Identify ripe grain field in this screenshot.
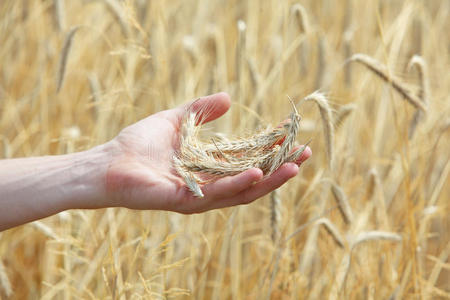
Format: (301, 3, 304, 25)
(0, 0, 449, 299)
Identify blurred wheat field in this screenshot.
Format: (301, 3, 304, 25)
(0, 0, 449, 299)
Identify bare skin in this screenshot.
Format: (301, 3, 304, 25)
(0, 92, 311, 231)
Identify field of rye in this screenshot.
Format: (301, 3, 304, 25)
(0, 0, 449, 299)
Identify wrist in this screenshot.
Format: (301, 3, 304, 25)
(65, 142, 115, 210)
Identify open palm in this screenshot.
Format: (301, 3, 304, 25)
(104, 93, 311, 213)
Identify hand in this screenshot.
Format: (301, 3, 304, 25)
(104, 92, 311, 213)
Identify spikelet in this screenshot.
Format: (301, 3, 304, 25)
(202, 124, 288, 154)
(269, 97, 301, 174)
(173, 156, 204, 197)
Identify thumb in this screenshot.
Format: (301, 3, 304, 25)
(175, 92, 231, 124)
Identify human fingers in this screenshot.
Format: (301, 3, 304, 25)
(201, 168, 263, 200)
(209, 162, 298, 209)
(174, 168, 262, 213)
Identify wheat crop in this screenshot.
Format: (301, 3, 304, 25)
(0, 0, 449, 299)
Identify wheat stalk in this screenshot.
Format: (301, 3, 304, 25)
(442, 118, 450, 133)
(316, 218, 345, 248)
(30, 221, 59, 240)
(366, 167, 381, 201)
(182, 35, 199, 63)
(329, 252, 351, 300)
(333, 103, 355, 129)
(103, 0, 129, 37)
(350, 53, 427, 112)
(0, 137, 11, 159)
(270, 189, 281, 243)
(315, 36, 325, 89)
(236, 19, 247, 121)
(412, 16, 423, 54)
(329, 230, 402, 300)
(0, 260, 12, 298)
(407, 55, 430, 138)
(343, 31, 353, 86)
(351, 231, 402, 248)
(291, 4, 311, 77)
(54, 0, 66, 32)
(330, 181, 354, 224)
(87, 73, 102, 104)
(407, 55, 429, 105)
(236, 20, 247, 75)
(56, 26, 79, 93)
(291, 3, 310, 34)
(304, 91, 334, 169)
(247, 57, 261, 91)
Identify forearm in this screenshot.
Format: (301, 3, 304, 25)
(0, 144, 111, 231)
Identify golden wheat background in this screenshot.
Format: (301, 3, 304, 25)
(0, 0, 449, 299)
